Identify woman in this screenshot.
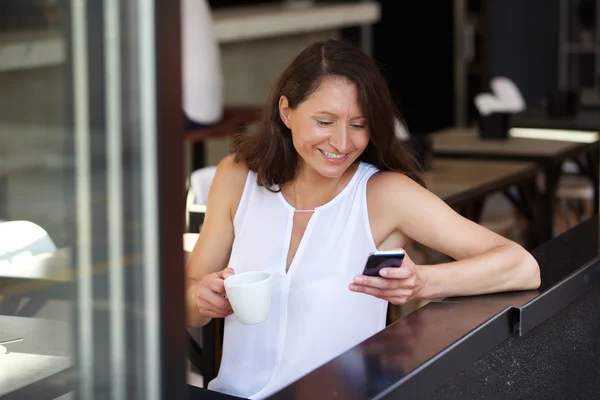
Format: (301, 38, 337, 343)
(186, 39, 540, 399)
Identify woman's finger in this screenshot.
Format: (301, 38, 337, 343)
(198, 308, 232, 319)
(205, 274, 226, 294)
(350, 284, 387, 298)
(197, 287, 232, 311)
(349, 283, 413, 300)
(388, 296, 412, 306)
(197, 304, 232, 319)
(353, 275, 399, 290)
(353, 275, 416, 291)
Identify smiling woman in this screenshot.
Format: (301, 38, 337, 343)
(185, 39, 540, 399)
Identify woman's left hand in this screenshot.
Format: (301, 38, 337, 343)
(349, 251, 425, 305)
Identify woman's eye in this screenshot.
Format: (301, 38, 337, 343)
(351, 124, 366, 129)
(316, 120, 334, 127)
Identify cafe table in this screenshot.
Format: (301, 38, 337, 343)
(431, 127, 600, 244)
(425, 159, 538, 245)
(0, 249, 73, 397)
(512, 107, 600, 132)
(0, 315, 73, 399)
(0, 247, 72, 317)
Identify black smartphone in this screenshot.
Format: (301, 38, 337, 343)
(362, 250, 406, 277)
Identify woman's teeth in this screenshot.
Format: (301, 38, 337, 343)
(319, 149, 346, 159)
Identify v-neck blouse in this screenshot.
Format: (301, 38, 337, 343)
(208, 162, 387, 399)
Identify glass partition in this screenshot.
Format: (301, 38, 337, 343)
(0, 1, 186, 398)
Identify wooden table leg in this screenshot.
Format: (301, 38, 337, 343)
(540, 163, 562, 243)
(464, 199, 485, 223)
(472, 199, 485, 223)
(516, 179, 540, 249)
(192, 142, 206, 171)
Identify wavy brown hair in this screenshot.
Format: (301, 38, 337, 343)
(231, 39, 424, 189)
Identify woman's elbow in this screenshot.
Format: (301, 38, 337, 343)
(498, 243, 540, 291)
(513, 244, 541, 290)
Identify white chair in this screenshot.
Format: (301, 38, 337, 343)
(186, 166, 217, 232)
(190, 165, 217, 205)
(0, 221, 58, 317)
(0, 220, 56, 264)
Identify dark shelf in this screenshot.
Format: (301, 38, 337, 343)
(186, 107, 263, 143)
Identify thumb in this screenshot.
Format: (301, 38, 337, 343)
(220, 267, 235, 280)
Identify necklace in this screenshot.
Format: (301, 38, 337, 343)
(285, 163, 356, 212)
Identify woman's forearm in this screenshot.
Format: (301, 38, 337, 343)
(186, 278, 211, 327)
(419, 243, 540, 299)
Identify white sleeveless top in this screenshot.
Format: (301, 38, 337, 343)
(208, 162, 388, 399)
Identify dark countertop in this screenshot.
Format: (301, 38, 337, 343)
(513, 108, 600, 132)
(192, 215, 600, 399)
(430, 285, 600, 400)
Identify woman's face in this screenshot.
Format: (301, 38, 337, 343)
(279, 77, 370, 179)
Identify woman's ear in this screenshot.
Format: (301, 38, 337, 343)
(279, 95, 291, 129)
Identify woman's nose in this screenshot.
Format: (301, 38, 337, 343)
(329, 125, 351, 153)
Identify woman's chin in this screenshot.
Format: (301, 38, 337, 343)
(314, 160, 353, 179)
(317, 170, 344, 179)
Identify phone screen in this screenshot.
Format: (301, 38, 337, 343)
(362, 251, 405, 277)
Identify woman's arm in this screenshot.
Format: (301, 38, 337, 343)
(418, 241, 539, 298)
(185, 155, 248, 326)
(352, 172, 540, 303)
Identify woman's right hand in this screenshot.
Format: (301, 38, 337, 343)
(196, 267, 235, 319)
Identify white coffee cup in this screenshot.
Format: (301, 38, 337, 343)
(224, 271, 272, 325)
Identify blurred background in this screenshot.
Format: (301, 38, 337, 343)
(0, 0, 598, 398)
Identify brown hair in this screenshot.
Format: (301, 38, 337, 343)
(231, 39, 424, 189)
